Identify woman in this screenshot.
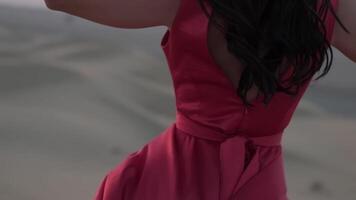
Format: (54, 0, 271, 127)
(44, 0, 354, 199)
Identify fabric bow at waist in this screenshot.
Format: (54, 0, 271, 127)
(175, 111, 284, 199)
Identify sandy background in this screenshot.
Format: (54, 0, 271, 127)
(0, 3, 355, 200)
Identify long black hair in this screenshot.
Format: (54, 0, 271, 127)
(197, 0, 350, 107)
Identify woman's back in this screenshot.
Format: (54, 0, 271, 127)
(92, 0, 346, 199)
(43, 0, 355, 199)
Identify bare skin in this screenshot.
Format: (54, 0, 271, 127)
(43, 0, 178, 28)
(330, 0, 356, 63)
(44, 0, 355, 102)
(43, 0, 355, 61)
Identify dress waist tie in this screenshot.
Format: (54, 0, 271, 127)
(175, 111, 284, 199)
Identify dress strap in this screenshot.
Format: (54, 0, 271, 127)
(317, 0, 340, 41)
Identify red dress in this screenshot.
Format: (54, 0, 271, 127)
(93, 0, 338, 199)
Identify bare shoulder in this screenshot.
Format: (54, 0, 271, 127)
(44, 0, 180, 29)
(331, 0, 356, 62)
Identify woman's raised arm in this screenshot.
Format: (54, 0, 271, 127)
(44, 0, 179, 29)
(331, 0, 356, 62)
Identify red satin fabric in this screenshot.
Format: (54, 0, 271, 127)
(93, 0, 339, 199)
